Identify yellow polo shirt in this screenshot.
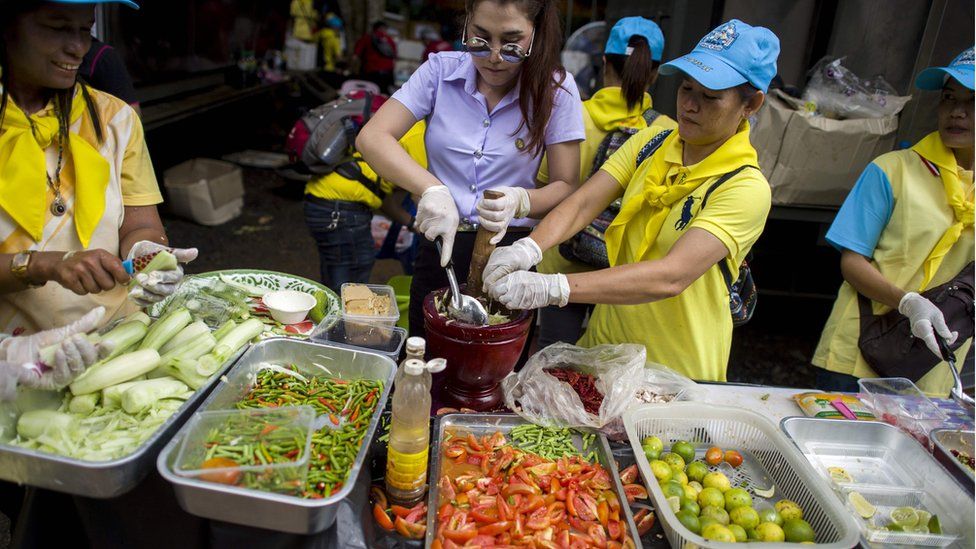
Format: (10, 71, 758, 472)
(578, 122, 771, 381)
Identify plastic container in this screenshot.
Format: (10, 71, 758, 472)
(931, 428, 975, 494)
(340, 283, 399, 327)
(174, 406, 315, 495)
(836, 484, 958, 546)
(309, 313, 406, 363)
(858, 377, 949, 448)
(263, 290, 316, 325)
(284, 36, 317, 71)
(422, 287, 532, 410)
(624, 403, 860, 549)
(163, 158, 244, 226)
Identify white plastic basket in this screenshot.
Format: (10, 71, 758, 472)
(623, 403, 860, 548)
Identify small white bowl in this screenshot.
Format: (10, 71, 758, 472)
(263, 290, 317, 325)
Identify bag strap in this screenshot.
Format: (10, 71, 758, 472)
(642, 108, 662, 125)
(698, 165, 759, 288)
(334, 161, 387, 200)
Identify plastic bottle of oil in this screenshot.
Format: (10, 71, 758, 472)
(385, 357, 437, 505)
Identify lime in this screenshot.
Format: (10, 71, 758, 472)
(827, 466, 853, 483)
(746, 528, 760, 540)
(885, 524, 904, 532)
(642, 435, 664, 454)
(683, 484, 699, 501)
(724, 488, 752, 511)
(699, 516, 720, 531)
(698, 487, 725, 509)
(672, 441, 696, 465)
(667, 495, 682, 513)
(775, 499, 803, 521)
(890, 506, 919, 527)
(673, 470, 689, 486)
(676, 509, 702, 535)
(757, 507, 783, 526)
(681, 499, 701, 517)
(701, 523, 736, 542)
(650, 460, 673, 483)
(686, 461, 709, 483)
(643, 446, 661, 461)
(755, 521, 786, 542)
(782, 518, 816, 543)
(729, 506, 760, 530)
(928, 514, 942, 535)
(905, 525, 930, 534)
(701, 505, 730, 526)
(688, 481, 704, 493)
(663, 452, 686, 472)
(914, 510, 932, 527)
(728, 524, 748, 542)
(847, 491, 876, 519)
(662, 480, 685, 499)
(702, 471, 732, 493)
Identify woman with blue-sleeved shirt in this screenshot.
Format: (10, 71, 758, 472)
(814, 48, 974, 397)
(356, 0, 585, 337)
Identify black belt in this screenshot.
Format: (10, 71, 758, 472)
(305, 195, 372, 212)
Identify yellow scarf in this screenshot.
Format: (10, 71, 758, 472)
(912, 131, 975, 290)
(585, 87, 652, 132)
(605, 122, 758, 266)
(0, 89, 109, 248)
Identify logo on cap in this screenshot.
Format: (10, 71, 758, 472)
(953, 48, 974, 67)
(699, 21, 738, 51)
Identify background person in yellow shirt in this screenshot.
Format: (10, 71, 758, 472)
(484, 20, 778, 382)
(813, 48, 974, 397)
(318, 13, 344, 73)
(304, 121, 427, 291)
(522, 16, 677, 348)
(0, 0, 195, 335)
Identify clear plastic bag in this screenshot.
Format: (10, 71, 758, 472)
(501, 342, 646, 429)
(601, 362, 704, 440)
(801, 57, 911, 119)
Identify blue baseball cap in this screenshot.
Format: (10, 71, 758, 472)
(660, 19, 779, 92)
(915, 47, 975, 91)
(605, 16, 665, 62)
(50, 0, 139, 8)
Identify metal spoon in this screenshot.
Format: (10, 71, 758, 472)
(937, 335, 975, 409)
(435, 238, 489, 326)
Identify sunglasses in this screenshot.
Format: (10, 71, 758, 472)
(462, 21, 534, 64)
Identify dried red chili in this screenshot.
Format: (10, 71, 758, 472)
(545, 367, 604, 415)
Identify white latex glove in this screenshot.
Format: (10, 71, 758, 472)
(0, 307, 109, 394)
(476, 186, 530, 245)
(898, 292, 958, 357)
(126, 241, 198, 308)
(482, 237, 543, 291)
(416, 186, 460, 267)
(488, 271, 570, 310)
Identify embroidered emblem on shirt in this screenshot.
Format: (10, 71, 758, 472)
(699, 21, 738, 51)
(674, 195, 699, 230)
(515, 138, 525, 150)
(635, 129, 673, 167)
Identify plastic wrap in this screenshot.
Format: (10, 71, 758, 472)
(601, 362, 703, 440)
(502, 343, 646, 429)
(802, 57, 911, 119)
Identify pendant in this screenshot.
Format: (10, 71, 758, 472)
(50, 196, 66, 216)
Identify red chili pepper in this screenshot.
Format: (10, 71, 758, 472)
(329, 413, 340, 425)
(317, 397, 336, 412)
(259, 424, 279, 436)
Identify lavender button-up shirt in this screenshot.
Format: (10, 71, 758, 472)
(391, 51, 585, 226)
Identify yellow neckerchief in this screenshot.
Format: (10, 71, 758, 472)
(585, 87, 652, 132)
(605, 120, 757, 266)
(912, 131, 975, 290)
(0, 88, 109, 248)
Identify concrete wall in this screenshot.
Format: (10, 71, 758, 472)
(722, 0, 817, 87)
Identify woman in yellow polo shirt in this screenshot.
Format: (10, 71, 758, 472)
(484, 20, 779, 381)
(0, 0, 195, 335)
(813, 48, 974, 397)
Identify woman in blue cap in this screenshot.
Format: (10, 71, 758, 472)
(480, 16, 678, 348)
(0, 0, 196, 339)
(483, 20, 778, 382)
(813, 47, 974, 396)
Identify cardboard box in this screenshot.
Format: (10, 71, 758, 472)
(163, 159, 244, 226)
(751, 90, 902, 207)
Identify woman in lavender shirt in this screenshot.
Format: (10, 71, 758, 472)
(357, 0, 585, 337)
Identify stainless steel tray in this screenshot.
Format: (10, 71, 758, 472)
(931, 429, 975, 494)
(157, 338, 396, 534)
(0, 345, 246, 499)
(424, 413, 640, 548)
(781, 417, 974, 548)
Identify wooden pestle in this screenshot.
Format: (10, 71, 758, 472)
(466, 189, 505, 299)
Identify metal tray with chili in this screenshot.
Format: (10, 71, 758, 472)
(425, 413, 640, 548)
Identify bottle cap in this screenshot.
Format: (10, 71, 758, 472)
(405, 336, 426, 356)
(404, 359, 426, 376)
(426, 358, 447, 373)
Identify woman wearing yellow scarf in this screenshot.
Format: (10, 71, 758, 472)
(0, 0, 196, 336)
(483, 20, 778, 382)
(813, 48, 975, 397)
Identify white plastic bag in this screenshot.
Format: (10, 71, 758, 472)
(502, 342, 646, 429)
(601, 362, 703, 440)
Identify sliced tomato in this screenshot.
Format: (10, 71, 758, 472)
(502, 483, 536, 497)
(617, 464, 638, 485)
(597, 499, 609, 526)
(369, 486, 388, 509)
(395, 516, 426, 539)
(470, 506, 499, 523)
(441, 524, 477, 543)
(573, 493, 599, 522)
(373, 504, 394, 531)
(431, 539, 444, 549)
(588, 524, 608, 548)
(525, 506, 550, 531)
(622, 484, 648, 503)
(606, 520, 623, 541)
(632, 508, 655, 536)
(520, 494, 545, 514)
(444, 444, 466, 458)
(468, 534, 498, 546)
(439, 476, 457, 500)
(283, 320, 314, 334)
(477, 521, 511, 536)
(405, 508, 425, 524)
(549, 477, 561, 494)
(546, 502, 566, 524)
(439, 503, 455, 522)
(390, 505, 412, 519)
(199, 457, 241, 485)
(467, 433, 484, 451)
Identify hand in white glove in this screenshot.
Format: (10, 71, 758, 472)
(488, 271, 570, 310)
(0, 307, 109, 395)
(126, 241, 198, 308)
(482, 237, 543, 291)
(898, 292, 958, 357)
(476, 187, 530, 245)
(416, 186, 460, 267)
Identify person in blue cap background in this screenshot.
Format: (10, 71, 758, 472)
(483, 19, 778, 382)
(813, 47, 974, 397)
(481, 16, 679, 348)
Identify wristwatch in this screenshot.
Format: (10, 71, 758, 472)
(10, 251, 41, 289)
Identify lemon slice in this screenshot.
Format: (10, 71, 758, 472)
(927, 515, 943, 535)
(848, 491, 876, 519)
(667, 495, 681, 513)
(828, 466, 853, 483)
(890, 507, 919, 527)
